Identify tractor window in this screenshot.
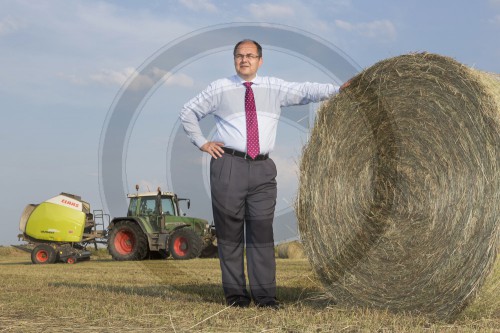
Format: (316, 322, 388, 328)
(140, 198, 158, 215)
(128, 198, 138, 216)
(161, 198, 175, 215)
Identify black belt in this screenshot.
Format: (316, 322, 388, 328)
(222, 147, 269, 160)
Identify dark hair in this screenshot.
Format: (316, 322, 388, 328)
(233, 39, 262, 57)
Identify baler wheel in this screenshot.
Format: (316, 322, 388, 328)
(66, 257, 76, 264)
(31, 244, 57, 264)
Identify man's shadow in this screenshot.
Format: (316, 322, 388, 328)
(46, 280, 331, 309)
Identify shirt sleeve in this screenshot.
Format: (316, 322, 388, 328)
(179, 83, 217, 149)
(276, 79, 340, 107)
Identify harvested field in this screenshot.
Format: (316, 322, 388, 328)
(0, 247, 499, 332)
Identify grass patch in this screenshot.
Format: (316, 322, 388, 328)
(0, 247, 498, 332)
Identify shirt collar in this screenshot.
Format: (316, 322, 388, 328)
(233, 74, 262, 86)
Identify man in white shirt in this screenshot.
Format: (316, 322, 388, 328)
(180, 39, 349, 309)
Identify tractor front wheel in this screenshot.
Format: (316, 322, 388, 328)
(169, 228, 203, 260)
(108, 221, 148, 261)
(31, 244, 58, 264)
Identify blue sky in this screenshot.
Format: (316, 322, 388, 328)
(1, 0, 500, 245)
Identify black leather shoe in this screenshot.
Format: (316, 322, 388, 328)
(229, 300, 250, 308)
(256, 301, 282, 310)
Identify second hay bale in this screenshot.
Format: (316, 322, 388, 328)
(277, 241, 306, 259)
(297, 53, 500, 321)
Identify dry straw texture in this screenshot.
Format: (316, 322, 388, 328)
(277, 241, 306, 259)
(297, 53, 500, 322)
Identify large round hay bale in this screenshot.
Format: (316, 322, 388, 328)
(277, 241, 306, 259)
(297, 53, 500, 322)
(276, 242, 290, 258)
(287, 241, 306, 259)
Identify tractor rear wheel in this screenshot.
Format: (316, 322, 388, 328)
(108, 221, 148, 261)
(31, 244, 58, 264)
(169, 228, 203, 260)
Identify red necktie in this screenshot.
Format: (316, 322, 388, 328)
(244, 82, 260, 159)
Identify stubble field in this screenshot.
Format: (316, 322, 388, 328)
(0, 246, 498, 332)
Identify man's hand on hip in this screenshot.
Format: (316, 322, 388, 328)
(201, 141, 225, 159)
(340, 80, 351, 92)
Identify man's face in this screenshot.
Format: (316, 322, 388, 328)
(234, 42, 263, 81)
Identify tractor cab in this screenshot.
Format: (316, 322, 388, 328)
(127, 191, 178, 217)
(126, 185, 192, 218)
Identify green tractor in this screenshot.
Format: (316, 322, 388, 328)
(107, 187, 217, 260)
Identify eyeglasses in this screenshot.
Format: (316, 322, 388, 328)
(234, 54, 260, 60)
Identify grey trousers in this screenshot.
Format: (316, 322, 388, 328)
(210, 153, 277, 305)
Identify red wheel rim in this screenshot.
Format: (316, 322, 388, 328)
(173, 237, 188, 257)
(114, 230, 135, 255)
(67, 257, 75, 264)
(36, 250, 49, 263)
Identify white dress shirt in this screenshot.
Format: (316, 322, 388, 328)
(180, 74, 339, 154)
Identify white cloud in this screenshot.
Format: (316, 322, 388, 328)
(86, 67, 194, 90)
(0, 16, 23, 35)
(89, 67, 137, 87)
(335, 19, 397, 41)
(247, 3, 295, 20)
(179, 0, 217, 12)
(163, 72, 195, 87)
